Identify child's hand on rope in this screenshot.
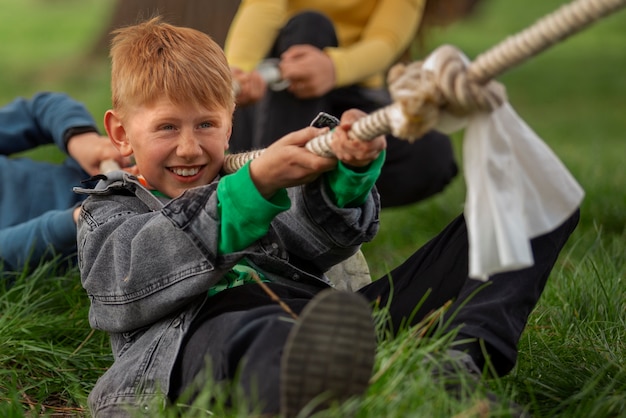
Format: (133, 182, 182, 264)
(249, 126, 337, 199)
(330, 109, 386, 168)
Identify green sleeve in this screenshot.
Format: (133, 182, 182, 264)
(325, 150, 385, 208)
(217, 162, 290, 254)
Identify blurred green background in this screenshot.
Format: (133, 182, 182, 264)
(0, 0, 112, 110)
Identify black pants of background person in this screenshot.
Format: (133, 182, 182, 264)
(230, 11, 458, 208)
(170, 209, 580, 413)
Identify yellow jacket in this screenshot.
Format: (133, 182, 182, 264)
(224, 0, 425, 88)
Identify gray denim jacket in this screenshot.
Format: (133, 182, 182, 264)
(74, 170, 380, 417)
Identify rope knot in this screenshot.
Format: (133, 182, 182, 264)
(386, 61, 443, 141)
(386, 46, 507, 142)
(430, 45, 507, 115)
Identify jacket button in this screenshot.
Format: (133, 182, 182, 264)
(292, 273, 300, 281)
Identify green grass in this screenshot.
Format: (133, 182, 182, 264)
(1, 0, 625, 416)
(0, 263, 111, 417)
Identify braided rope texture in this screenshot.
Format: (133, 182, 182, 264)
(469, 0, 626, 83)
(223, 149, 263, 174)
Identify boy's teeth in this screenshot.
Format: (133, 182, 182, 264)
(171, 167, 199, 176)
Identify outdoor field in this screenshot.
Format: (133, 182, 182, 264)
(0, 0, 624, 417)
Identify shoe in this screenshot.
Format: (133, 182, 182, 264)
(280, 289, 377, 418)
(427, 349, 531, 418)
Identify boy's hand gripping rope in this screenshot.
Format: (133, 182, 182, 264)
(222, 0, 626, 174)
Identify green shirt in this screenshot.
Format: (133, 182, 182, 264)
(207, 258, 270, 297)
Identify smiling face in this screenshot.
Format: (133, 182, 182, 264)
(105, 97, 232, 198)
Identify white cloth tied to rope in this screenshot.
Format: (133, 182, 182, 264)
(422, 48, 584, 280)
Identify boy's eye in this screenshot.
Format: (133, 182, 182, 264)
(161, 124, 175, 131)
(199, 121, 213, 129)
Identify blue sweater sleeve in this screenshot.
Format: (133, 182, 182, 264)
(0, 208, 78, 271)
(0, 92, 98, 156)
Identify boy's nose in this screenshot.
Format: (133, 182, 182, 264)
(176, 134, 203, 159)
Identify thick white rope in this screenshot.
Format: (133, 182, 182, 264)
(222, 0, 626, 174)
(468, 0, 626, 84)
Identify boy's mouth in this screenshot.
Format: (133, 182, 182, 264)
(169, 166, 202, 177)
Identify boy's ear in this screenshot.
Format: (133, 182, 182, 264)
(104, 110, 134, 157)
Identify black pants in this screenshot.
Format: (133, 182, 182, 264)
(230, 11, 458, 208)
(170, 210, 580, 412)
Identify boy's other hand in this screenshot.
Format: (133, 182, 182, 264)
(330, 109, 386, 168)
(249, 126, 336, 199)
(67, 132, 131, 176)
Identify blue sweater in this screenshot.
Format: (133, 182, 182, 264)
(0, 92, 99, 272)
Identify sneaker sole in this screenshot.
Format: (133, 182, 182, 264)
(280, 289, 377, 417)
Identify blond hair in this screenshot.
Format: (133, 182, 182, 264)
(109, 17, 234, 118)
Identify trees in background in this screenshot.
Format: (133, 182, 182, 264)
(91, 0, 240, 56)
